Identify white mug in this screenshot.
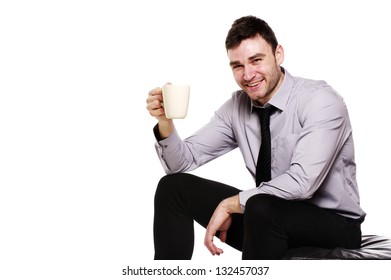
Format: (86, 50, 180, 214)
(162, 84, 190, 119)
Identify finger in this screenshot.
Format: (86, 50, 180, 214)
(147, 104, 165, 117)
(206, 242, 223, 256)
(146, 93, 163, 105)
(146, 97, 163, 117)
(204, 227, 216, 254)
(215, 247, 224, 255)
(149, 108, 165, 118)
(204, 227, 223, 256)
(146, 99, 163, 110)
(145, 99, 163, 117)
(148, 87, 162, 97)
(209, 243, 224, 256)
(219, 231, 227, 243)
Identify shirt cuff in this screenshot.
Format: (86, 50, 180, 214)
(153, 124, 182, 173)
(238, 187, 263, 211)
(155, 126, 181, 149)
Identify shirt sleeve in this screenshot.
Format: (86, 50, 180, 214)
(154, 98, 239, 174)
(239, 86, 352, 208)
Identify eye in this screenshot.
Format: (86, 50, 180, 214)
(252, 58, 262, 64)
(232, 64, 243, 71)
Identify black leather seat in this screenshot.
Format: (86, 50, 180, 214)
(283, 235, 391, 259)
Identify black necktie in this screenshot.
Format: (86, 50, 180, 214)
(256, 107, 273, 187)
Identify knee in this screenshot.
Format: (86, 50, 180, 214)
(155, 173, 191, 202)
(244, 194, 279, 223)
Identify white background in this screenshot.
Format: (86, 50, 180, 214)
(1, 0, 390, 279)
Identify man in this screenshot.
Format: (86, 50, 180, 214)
(146, 15, 365, 260)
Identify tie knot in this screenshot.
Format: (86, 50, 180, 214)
(258, 106, 271, 116)
(256, 107, 273, 128)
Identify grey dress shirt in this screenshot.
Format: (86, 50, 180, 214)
(154, 68, 366, 220)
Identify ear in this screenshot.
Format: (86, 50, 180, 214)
(275, 44, 284, 65)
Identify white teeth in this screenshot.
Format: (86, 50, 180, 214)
(247, 82, 260, 87)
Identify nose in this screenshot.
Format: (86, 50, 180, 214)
(243, 65, 256, 81)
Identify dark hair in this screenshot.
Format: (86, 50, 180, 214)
(225, 16, 278, 53)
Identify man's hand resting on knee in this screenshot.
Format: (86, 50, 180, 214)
(204, 194, 243, 256)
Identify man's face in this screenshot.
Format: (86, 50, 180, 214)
(228, 35, 284, 105)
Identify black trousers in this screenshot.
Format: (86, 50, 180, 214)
(153, 173, 362, 260)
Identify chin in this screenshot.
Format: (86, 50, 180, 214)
(250, 91, 264, 100)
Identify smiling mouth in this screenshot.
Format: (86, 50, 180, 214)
(245, 80, 263, 88)
(247, 82, 260, 87)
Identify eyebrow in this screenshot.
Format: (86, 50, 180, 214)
(229, 60, 241, 67)
(249, 53, 266, 60)
(229, 53, 266, 67)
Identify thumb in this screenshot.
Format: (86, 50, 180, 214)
(219, 231, 228, 243)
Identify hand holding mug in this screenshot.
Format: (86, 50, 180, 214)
(146, 87, 167, 122)
(146, 84, 190, 120)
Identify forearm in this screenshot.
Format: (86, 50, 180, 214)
(157, 119, 174, 140)
(154, 111, 237, 173)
